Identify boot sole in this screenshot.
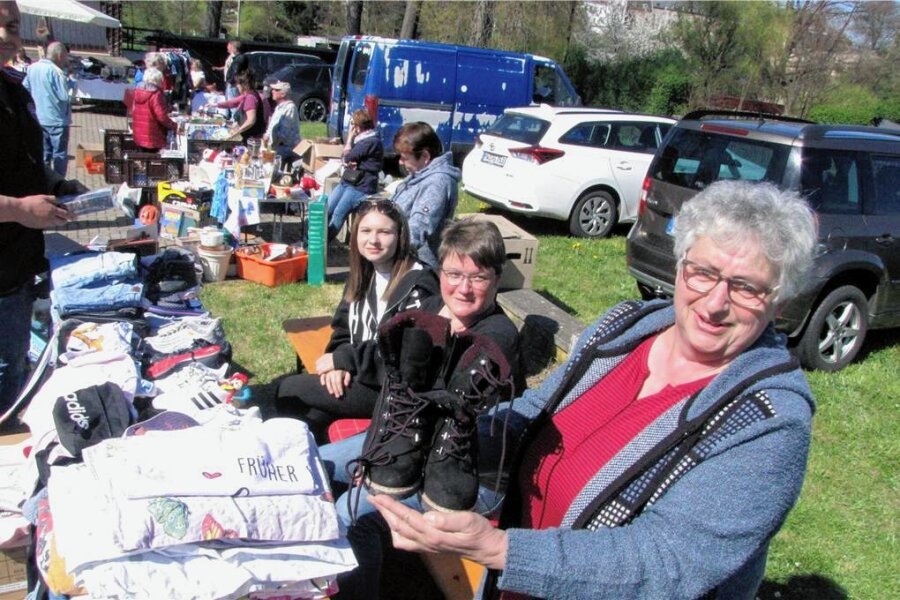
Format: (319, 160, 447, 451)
(419, 491, 477, 513)
(365, 476, 419, 500)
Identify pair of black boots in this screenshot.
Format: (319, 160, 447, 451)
(354, 310, 512, 513)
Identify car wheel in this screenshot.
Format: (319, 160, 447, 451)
(569, 191, 617, 238)
(796, 285, 869, 372)
(298, 97, 327, 122)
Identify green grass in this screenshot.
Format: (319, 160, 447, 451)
(202, 185, 898, 600)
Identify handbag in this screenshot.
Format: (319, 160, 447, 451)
(341, 166, 365, 186)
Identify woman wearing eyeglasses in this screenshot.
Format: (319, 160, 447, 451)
(275, 200, 438, 445)
(366, 180, 819, 600)
(317, 218, 521, 524)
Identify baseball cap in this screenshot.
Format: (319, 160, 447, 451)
(269, 80, 291, 92)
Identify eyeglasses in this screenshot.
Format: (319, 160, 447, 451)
(680, 257, 777, 309)
(441, 269, 494, 289)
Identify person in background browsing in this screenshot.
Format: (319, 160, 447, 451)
(209, 70, 268, 143)
(371, 180, 818, 600)
(214, 40, 247, 106)
(188, 58, 205, 92)
(0, 0, 80, 427)
(23, 41, 72, 176)
(326, 109, 384, 240)
(391, 122, 461, 268)
(262, 79, 301, 168)
(8, 47, 29, 72)
(131, 67, 177, 153)
(190, 80, 225, 116)
(275, 200, 438, 445)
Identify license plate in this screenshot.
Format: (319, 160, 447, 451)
(481, 152, 506, 167)
(665, 216, 676, 236)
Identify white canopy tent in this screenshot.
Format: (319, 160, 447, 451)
(17, 0, 121, 29)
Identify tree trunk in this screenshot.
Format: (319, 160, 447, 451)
(470, 0, 494, 47)
(400, 0, 422, 40)
(205, 0, 224, 39)
(347, 0, 364, 36)
(563, 0, 577, 63)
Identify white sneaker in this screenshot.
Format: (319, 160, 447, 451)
(152, 378, 230, 416)
(152, 362, 228, 395)
(144, 317, 223, 354)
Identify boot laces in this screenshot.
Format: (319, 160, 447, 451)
(433, 412, 474, 465)
(454, 355, 517, 497)
(345, 377, 431, 523)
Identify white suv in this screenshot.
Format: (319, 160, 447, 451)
(462, 105, 675, 237)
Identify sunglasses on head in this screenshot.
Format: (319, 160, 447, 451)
(357, 198, 397, 214)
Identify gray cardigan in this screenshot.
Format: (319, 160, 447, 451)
(485, 300, 815, 599)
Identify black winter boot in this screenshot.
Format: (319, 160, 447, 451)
(358, 310, 450, 499)
(420, 333, 513, 513)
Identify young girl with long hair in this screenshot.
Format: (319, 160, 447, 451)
(275, 200, 438, 444)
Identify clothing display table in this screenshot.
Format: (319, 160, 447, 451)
(0, 248, 356, 598)
(74, 77, 133, 103)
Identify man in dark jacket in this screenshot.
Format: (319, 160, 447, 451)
(0, 1, 81, 420)
(219, 40, 248, 103)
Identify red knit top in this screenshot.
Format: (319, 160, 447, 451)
(517, 336, 713, 529)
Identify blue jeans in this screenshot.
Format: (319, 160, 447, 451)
(51, 282, 143, 316)
(225, 84, 239, 119)
(326, 183, 367, 232)
(42, 125, 70, 177)
(0, 282, 34, 412)
(319, 432, 505, 528)
(49, 252, 138, 289)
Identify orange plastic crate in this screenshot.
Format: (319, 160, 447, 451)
(236, 244, 308, 287)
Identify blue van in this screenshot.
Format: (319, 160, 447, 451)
(326, 36, 580, 164)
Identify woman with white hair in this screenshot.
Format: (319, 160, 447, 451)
(366, 180, 820, 600)
(262, 79, 301, 167)
(131, 67, 177, 152)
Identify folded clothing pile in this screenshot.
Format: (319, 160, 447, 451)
(40, 416, 356, 599)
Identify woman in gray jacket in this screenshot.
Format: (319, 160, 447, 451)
(391, 122, 461, 268)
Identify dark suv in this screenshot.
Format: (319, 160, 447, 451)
(264, 63, 332, 122)
(626, 110, 900, 371)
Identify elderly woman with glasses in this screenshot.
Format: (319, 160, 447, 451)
(367, 180, 818, 600)
(275, 199, 439, 444)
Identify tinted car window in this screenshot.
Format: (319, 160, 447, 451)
(351, 44, 372, 87)
(268, 64, 331, 95)
(871, 154, 900, 215)
(653, 128, 791, 190)
(559, 121, 610, 147)
(801, 148, 863, 214)
(485, 114, 550, 144)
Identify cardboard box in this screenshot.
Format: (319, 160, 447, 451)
(159, 203, 212, 239)
(0, 435, 29, 596)
(462, 213, 538, 290)
(293, 138, 343, 174)
(157, 182, 213, 211)
(0, 545, 27, 595)
(76, 142, 104, 171)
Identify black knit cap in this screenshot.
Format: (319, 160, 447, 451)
(53, 382, 133, 458)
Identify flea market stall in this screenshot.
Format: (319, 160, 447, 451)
(0, 140, 355, 596)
